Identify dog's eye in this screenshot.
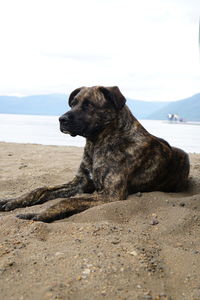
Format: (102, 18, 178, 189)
(70, 99, 78, 107)
(82, 99, 92, 110)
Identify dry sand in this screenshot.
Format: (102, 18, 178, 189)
(0, 142, 200, 300)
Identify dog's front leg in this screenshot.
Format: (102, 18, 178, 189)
(16, 194, 104, 222)
(17, 174, 128, 222)
(0, 175, 94, 211)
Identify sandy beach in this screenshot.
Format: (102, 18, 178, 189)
(0, 142, 200, 300)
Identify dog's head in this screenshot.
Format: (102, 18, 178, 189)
(59, 86, 126, 138)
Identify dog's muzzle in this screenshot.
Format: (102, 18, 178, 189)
(59, 112, 74, 134)
(59, 112, 85, 137)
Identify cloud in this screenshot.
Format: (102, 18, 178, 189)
(44, 52, 111, 62)
(0, 0, 199, 101)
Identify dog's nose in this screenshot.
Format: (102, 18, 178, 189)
(59, 115, 67, 123)
(59, 112, 74, 123)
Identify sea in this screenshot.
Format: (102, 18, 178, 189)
(0, 114, 200, 153)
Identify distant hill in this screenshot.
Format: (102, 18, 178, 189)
(0, 94, 168, 119)
(126, 99, 168, 119)
(0, 94, 69, 116)
(148, 93, 200, 122)
(0, 93, 199, 121)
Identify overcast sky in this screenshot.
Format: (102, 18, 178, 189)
(0, 0, 199, 101)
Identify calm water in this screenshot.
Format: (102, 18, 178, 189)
(0, 114, 200, 153)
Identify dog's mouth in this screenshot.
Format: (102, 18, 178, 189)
(61, 129, 71, 134)
(60, 127, 77, 137)
(60, 125, 85, 137)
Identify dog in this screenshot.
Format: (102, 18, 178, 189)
(0, 86, 190, 222)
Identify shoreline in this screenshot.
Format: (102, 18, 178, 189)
(0, 140, 84, 148)
(1, 140, 200, 154)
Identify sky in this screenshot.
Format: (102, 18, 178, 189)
(0, 0, 199, 101)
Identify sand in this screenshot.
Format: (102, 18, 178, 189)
(0, 142, 200, 300)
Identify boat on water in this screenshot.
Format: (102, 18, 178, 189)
(165, 114, 200, 125)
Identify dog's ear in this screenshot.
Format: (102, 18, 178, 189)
(99, 86, 126, 110)
(68, 87, 83, 107)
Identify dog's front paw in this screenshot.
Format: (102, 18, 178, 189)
(0, 199, 16, 211)
(0, 199, 8, 211)
(16, 213, 50, 222)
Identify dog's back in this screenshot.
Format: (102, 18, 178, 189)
(123, 108, 190, 193)
(151, 135, 190, 192)
(166, 146, 190, 192)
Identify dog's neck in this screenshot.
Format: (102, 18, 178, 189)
(86, 105, 150, 145)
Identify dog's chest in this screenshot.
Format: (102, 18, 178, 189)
(87, 146, 108, 190)
(89, 145, 122, 191)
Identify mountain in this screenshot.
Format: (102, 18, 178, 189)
(0, 94, 69, 116)
(126, 99, 168, 119)
(147, 93, 200, 122)
(0, 94, 168, 119)
(0, 93, 199, 121)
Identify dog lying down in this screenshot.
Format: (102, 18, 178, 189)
(0, 86, 190, 222)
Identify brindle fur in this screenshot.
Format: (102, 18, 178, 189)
(0, 86, 190, 222)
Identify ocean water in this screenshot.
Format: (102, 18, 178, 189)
(0, 114, 200, 153)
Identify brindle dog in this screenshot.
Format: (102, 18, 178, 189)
(0, 86, 190, 222)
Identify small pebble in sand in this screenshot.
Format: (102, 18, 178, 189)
(19, 164, 28, 169)
(82, 268, 91, 275)
(55, 252, 64, 256)
(128, 250, 138, 257)
(111, 239, 120, 245)
(150, 219, 159, 225)
(101, 290, 107, 296)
